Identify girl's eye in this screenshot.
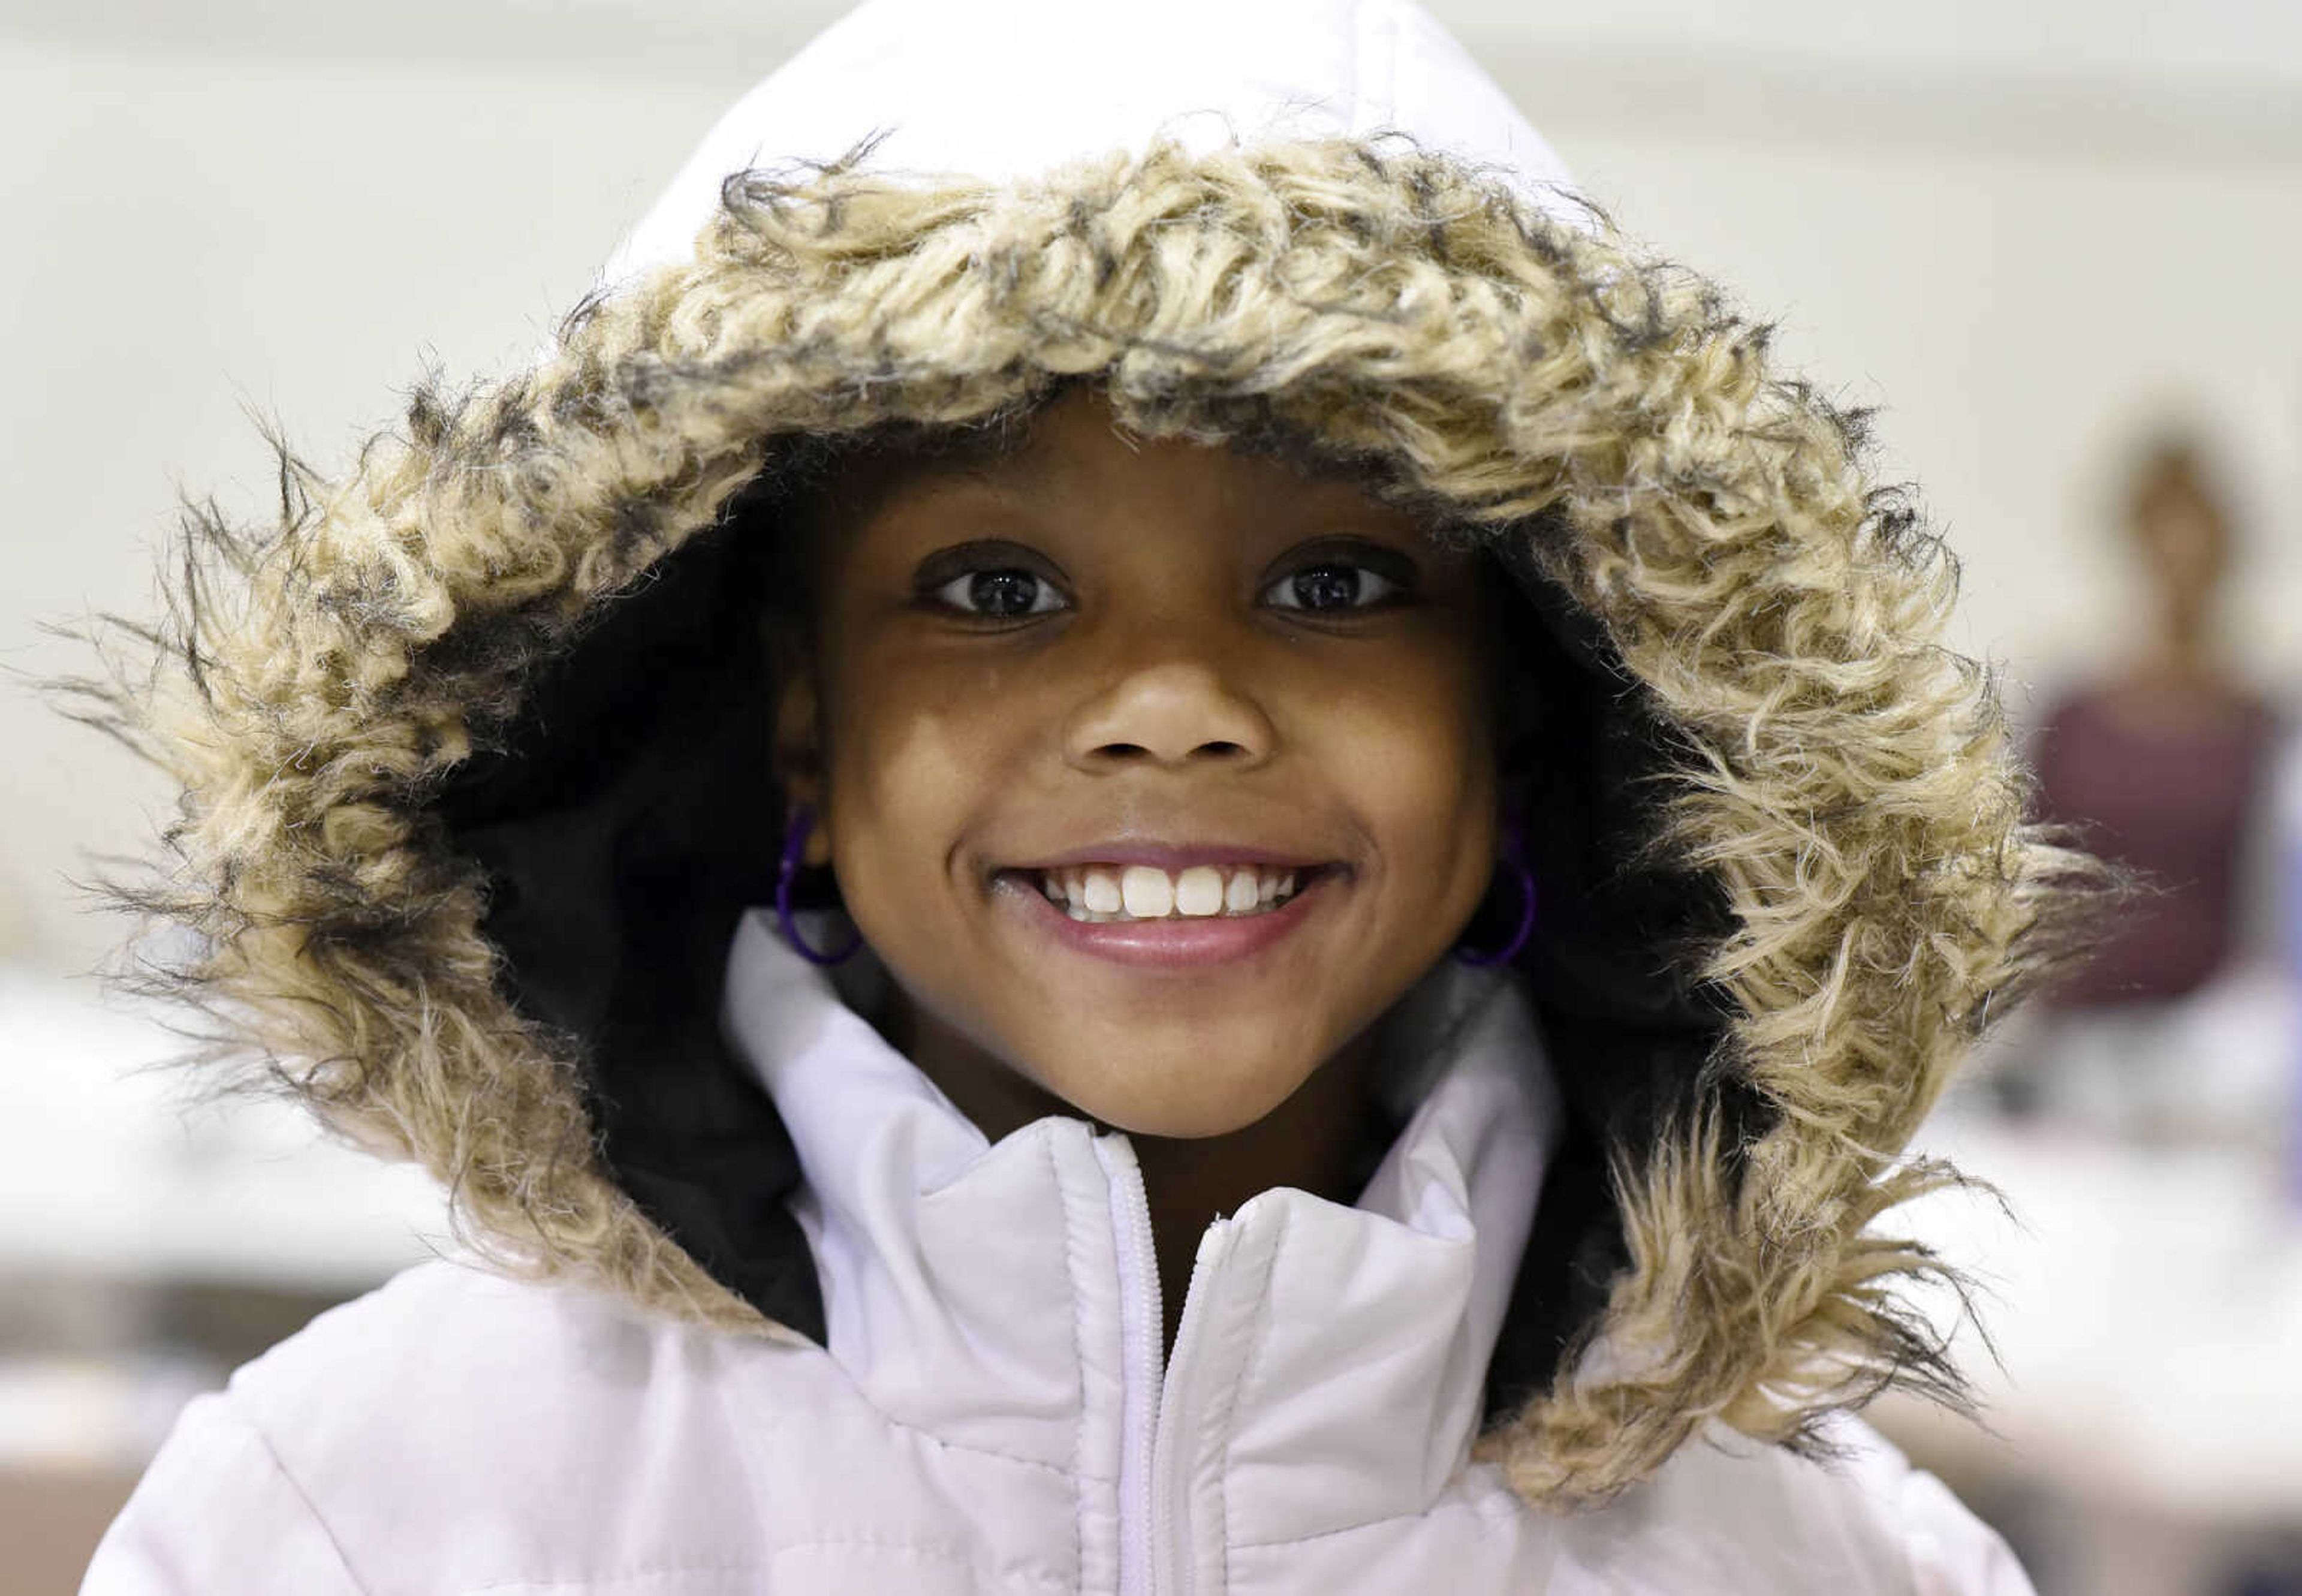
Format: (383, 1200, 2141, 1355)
(914, 541, 1414, 623)
(924, 566, 1068, 621)
(912, 540, 1066, 622)
(1263, 560, 1405, 615)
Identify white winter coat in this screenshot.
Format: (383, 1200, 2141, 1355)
(72, 0, 2111, 1588)
(86, 910, 2029, 1593)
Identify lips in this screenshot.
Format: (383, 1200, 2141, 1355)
(993, 860, 1341, 970)
(1001, 842, 1343, 874)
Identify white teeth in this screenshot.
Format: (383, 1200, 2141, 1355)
(1173, 866, 1225, 916)
(1034, 862, 1310, 921)
(1120, 866, 1173, 918)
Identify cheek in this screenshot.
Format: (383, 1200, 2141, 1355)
(836, 702, 980, 828)
(821, 663, 1026, 894)
(1327, 668, 1497, 892)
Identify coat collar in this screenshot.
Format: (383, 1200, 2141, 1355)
(720, 905, 1561, 1535)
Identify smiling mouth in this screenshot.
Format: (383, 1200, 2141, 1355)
(996, 862, 1343, 922)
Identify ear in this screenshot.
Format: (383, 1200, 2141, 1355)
(769, 636, 833, 869)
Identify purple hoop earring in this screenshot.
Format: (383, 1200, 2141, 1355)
(777, 803, 863, 965)
(1454, 811, 1538, 967)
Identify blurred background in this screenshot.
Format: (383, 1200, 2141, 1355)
(2, 1, 2298, 1591)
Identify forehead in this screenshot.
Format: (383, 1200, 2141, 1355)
(799, 390, 1430, 537)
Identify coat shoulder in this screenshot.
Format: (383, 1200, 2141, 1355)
(119, 1258, 833, 1595)
(1560, 1411, 2035, 1596)
(81, 1389, 369, 1594)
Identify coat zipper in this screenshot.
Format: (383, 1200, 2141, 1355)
(1148, 1214, 1234, 1596)
(1093, 1134, 1163, 1596)
(1094, 1133, 1236, 1596)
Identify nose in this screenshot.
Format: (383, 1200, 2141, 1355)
(1062, 654, 1276, 771)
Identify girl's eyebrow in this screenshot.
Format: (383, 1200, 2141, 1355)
(915, 413, 1048, 474)
(847, 417, 1423, 530)
(804, 424, 1041, 534)
(863, 426, 1047, 505)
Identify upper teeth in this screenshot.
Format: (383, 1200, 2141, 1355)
(1036, 863, 1301, 920)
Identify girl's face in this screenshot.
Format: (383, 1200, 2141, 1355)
(774, 389, 1509, 1139)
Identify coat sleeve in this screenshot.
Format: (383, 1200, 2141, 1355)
(79, 1391, 367, 1596)
(1890, 1452, 2038, 1596)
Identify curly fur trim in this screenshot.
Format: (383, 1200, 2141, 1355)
(46, 133, 2134, 1505)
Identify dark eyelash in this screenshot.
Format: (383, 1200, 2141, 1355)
(1273, 554, 1416, 612)
(912, 540, 1420, 621)
(909, 539, 1050, 596)
(929, 568, 1058, 621)
(911, 541, 1062, 622)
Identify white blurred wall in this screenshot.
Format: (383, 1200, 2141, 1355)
(4, 0, 2299, 977)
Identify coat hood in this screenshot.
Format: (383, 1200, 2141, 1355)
(64, 0, 2123, 1509)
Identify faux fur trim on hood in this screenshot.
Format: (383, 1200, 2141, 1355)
(53, 132, 2126, 1508)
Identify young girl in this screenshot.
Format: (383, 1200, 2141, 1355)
(74, 0, 2122, 1589)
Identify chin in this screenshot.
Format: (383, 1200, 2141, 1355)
(1060, 1067, 1310, 1142)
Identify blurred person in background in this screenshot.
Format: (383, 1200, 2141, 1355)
(2017, 435, 2294, 1144)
